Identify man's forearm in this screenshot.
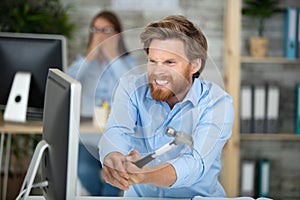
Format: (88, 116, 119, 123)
(141, 163, 177, 187)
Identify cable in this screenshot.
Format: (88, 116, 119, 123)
(15, 180, 49, 200)
(32, 180, 49, 189)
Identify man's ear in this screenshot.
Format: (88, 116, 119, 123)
(190, 58, 201, 74)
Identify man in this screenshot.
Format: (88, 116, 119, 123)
(98, 15, 234, 198)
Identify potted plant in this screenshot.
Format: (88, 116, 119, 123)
(242, 0, 281, 57)
(0, 0, 76, 39)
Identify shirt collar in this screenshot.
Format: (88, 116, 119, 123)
(182, 78, 203, 107)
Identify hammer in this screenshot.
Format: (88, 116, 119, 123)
(134, 126, 194, 168)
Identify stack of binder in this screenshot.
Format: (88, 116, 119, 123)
(240, 83, 280, 134)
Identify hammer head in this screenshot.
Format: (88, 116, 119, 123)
(165, 126, 194, 151)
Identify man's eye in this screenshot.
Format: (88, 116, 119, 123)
(148, 59, 156, 64)
(165, 60, 175, 65)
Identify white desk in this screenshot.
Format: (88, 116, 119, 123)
(27, 197, 190, 200)
(0, 119, 102, 200)
(25, 196, 269, 200)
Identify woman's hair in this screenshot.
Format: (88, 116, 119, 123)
(88, 10, 128, 56)
(140, 15, 208, 79)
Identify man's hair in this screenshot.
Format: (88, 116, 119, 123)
(140, 15, 208, 79)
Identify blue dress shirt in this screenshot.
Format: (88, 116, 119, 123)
(99, 73, 234, 198)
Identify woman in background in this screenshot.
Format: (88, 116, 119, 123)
(68, 10, 136, 196)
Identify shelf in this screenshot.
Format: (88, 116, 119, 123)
(240, 133, 300, 141)
(241, 56, 300, 64)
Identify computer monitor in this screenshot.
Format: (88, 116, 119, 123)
(17, 69, 81, 199)
(0, 32, 66, 121)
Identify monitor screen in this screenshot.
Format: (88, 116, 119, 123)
(17, 68, 81, 199)
(41, 69, 81, 199)
(0, 32, 66, 119)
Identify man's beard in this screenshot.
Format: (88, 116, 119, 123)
(149, 82, 174, 101)
(148, 70, 190, 102)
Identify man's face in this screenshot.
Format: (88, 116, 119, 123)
(147, 39, 196, 102)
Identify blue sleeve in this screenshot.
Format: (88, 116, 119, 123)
(67, 55, 86, 78)
(98, 75, 138, 164)
(170, 90, 234, 188)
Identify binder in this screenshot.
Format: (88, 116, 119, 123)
(253, 85, 266, 133)
(266, 85, 280, 133)
(296, 84, 300, 134)
(257, 159, 270, 197)
(240, 159, 256, 196)
(298, 9, 300, 58)
(284, 7, 299, 59)
(240, 84, 253, 133)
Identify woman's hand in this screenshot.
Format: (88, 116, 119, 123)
(86, 32, 119, 62)
(86, 33, 103, 61)
(100, 34, 120, 61)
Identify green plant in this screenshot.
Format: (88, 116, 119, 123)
(0, 0, 76, 38)
(242, 0, 281, 37)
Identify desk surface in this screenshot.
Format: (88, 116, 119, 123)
(25, 196, 266, 200)
(27, 196, 190, 200)
(0, 120, 102, 134)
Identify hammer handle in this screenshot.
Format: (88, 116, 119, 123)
(134, 153, 155, 168)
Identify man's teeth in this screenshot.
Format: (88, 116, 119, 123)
(155, 79, 168, 85)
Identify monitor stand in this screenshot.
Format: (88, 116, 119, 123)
(4, 72, 31, 122)
(16, 140, 49, 200)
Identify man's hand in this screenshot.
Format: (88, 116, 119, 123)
(102, 152, 130, 190)
(125, 150, 176, 187)
(125, 150, 145, 185)
(102, 150, 145, 190)
(103, 150, 177, 190)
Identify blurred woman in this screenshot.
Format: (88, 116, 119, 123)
(67, 10, 136, 196)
